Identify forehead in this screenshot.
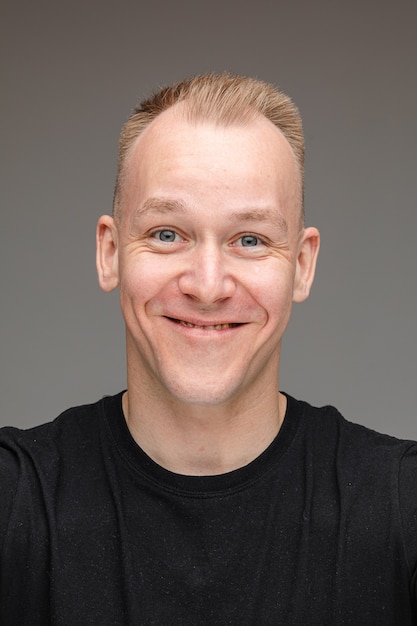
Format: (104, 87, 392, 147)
(121, 105, 301, 224)
(130, 103, 297, 165)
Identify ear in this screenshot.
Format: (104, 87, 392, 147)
(96, 215, 120, 292)
(292, 227, 320, 303)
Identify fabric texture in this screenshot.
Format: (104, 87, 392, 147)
(0, 392, 416, 625)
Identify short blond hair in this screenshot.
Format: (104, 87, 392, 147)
(113, 72, 304, 220)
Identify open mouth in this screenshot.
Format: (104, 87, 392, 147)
(166, 317, 243, 331)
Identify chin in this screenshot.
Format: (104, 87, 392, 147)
(163, 375, 243, 407)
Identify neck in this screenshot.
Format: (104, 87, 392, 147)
(122, 380, 287, 476)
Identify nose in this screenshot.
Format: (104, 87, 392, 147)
(178, 243, 236, 304)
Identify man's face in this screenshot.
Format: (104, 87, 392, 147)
(97, 107, 319, 408)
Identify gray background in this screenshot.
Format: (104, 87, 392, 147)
(1, 0, 416, 437)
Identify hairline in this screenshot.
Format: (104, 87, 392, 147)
(114, 105, 304, 229)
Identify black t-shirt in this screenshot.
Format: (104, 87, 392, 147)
(0, 392, 416, 625)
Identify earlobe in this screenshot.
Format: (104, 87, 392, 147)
(292, 227, 320, 303)
(96, 215, 120, 292)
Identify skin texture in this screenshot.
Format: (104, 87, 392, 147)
(96, 105, 320, 474)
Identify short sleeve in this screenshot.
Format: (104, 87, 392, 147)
(0, 430, 21, 553)
(398, 443, 417, 605)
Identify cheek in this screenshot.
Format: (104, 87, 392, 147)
(119, 255, 178, 309)
(247, 265, 295, 312)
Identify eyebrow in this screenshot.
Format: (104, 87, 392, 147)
(228, 208, 288, 234)
(134, 197, 288, 233)
(133, 197, 187, 218)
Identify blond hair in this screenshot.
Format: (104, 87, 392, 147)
(113, 72, 304, 220)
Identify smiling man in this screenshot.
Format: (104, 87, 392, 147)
(1, 73, 416, 624)
(96, 97, 318, 476)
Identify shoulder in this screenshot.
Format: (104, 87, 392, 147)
(0, 391, 123, 452)
(0, 397, 100, 463)
(0, 392, 124, 540)
(286, 394, 417, 508)
(287, 394, 417, 463)
(288, 395, 417, 577)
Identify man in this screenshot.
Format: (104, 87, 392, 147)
(0, 73, 416, 624)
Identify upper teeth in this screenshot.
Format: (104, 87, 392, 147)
(180, 321, 233, 330)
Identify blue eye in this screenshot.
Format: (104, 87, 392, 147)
(239, 235, 260, 247)
(155, 230, 178, 242)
